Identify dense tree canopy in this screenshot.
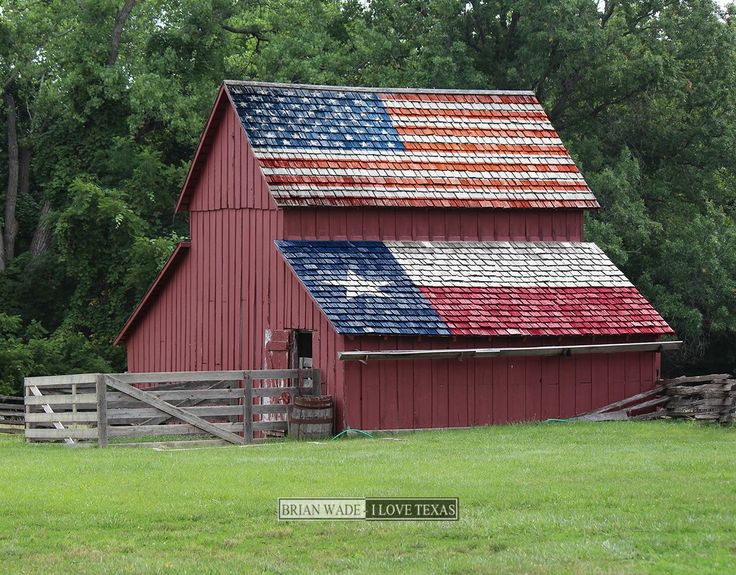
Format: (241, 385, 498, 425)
(0, 0, 734, 393)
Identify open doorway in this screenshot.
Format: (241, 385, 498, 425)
(293, 330, 313, 370)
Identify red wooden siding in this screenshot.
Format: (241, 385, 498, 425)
(123, 94, 664, 434)
(284, 208, 583, 242)
(125, 104, 348, 421)
(342, 336, 660, 430)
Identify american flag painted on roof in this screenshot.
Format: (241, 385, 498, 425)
(275, 241, 674, 337)
(226, 82, 599, 209)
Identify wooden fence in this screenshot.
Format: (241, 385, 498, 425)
(0, 395, 25, 434)
(24, 369, 321, 447)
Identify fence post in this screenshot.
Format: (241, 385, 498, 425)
(243, 373, 253, 445)
(312, 370, 322, 396)
(96, 374, 108, 448)
(23, 378, 29, 443)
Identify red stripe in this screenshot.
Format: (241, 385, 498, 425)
(266, 174, 590, 192)
(385, 107, 549, 120)
(395, 126, 560, 139)
(259, 158, 579, 173)
(275, 197, 600, 209)
(381, 92, 539, 104)
(419, 286, 674, 337)
(402, 142, 569, 154)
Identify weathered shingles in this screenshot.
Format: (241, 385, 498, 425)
(275, 240, 673, 336)
(225, 82, 599, 209)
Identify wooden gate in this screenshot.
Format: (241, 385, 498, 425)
(24, 369, 321, 447)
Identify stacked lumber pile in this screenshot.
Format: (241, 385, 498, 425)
(663, 374, 735, 424)
(574, 373, 735, 424)
(0, 395, 25, 434)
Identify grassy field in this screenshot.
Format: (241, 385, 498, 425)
(0, 422, 735, 575)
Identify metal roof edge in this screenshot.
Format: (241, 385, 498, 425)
(339, 340, 683, 362)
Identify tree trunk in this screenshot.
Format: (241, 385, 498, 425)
(108, 0, 137, 66)
(30, 200, 51, 257)
(3, 90, 19, 266)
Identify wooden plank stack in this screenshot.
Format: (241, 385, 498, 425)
(662, 374, 736, 424)
(0, 394, 25, 434)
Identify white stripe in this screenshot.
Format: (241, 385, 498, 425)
(254, 150, 576, 163)
(384, 242, 632, 288)
(262, 167, 586, 181)
(390, 118, 555, 131)
(269, 186, 595, 201)
(381, 100, 545, 112)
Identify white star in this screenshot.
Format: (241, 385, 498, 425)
(325, 270, 390, 299)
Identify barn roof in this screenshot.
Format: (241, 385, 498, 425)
(221, 81, 599, 210)
(275, 240, 673, 337)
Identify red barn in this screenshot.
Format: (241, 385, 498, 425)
(114, 81, 677, 430)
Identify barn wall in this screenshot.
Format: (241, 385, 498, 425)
(284, 208, 583, 242)
(125, 104, 345, 413)
(341, 336, 660, 430)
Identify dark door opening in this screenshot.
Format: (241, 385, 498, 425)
(294, 330, 313, 369)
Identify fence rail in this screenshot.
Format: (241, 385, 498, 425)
(0, 394, 25, 434)
(24, 369, 321, 447)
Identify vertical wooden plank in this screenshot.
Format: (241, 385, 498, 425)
(96, 375, 108, 448)
(364, 209, 381, 239)
(558, 356, 576, 417)
(624, 352, 640, 397)
(360, 338, 381, 430)
(591, 354, 609, 411)
(429, 212, 445, 240)
(343, 357, 363, 430)
(552, 211, 566, 240)
(574, 354, 592, 415)
(495, 211, 510, 240)
(412, 353, 433, 428)
(509, 212, 526, 240)
(526, 211, 540, 241)
(478, 211, 494, 241)
(540, 356, 560, 419)
(346, 211, 363, 240)
(507, 358, 526, 422)
(525, 356, 542, 420)
(466, 357, 476, 426)
(539, 211, 554, 240)
(640, 352, 655, 392)
(448, 358, 468, 427)
(396, 210, 412, 240)
(431, 353, 450, 428)
(333, 209, 348, 240)
(445, 210, 461, 240)
(567, 211, 582, 241)
(379, 339, 399, 429)
(608, 354, 626, 403)
(396, 341, 414, 429)
(460, 210, 479, 240)
(474, 359, 493, 426)
(492, 358, 508, 424)
(412, 209, 430, 240)
(243, 374, 253, 444)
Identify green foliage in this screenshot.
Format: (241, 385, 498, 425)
(0, 313, 110, 395)
(0, 0, 735, 379)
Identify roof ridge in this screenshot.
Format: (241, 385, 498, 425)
(224, 79, 536, 96)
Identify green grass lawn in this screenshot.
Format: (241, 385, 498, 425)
(1, 422, 735, 575)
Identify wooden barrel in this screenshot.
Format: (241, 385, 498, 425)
(289, 395, 333, 440)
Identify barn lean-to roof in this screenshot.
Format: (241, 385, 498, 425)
(276, 240, 674, 338)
